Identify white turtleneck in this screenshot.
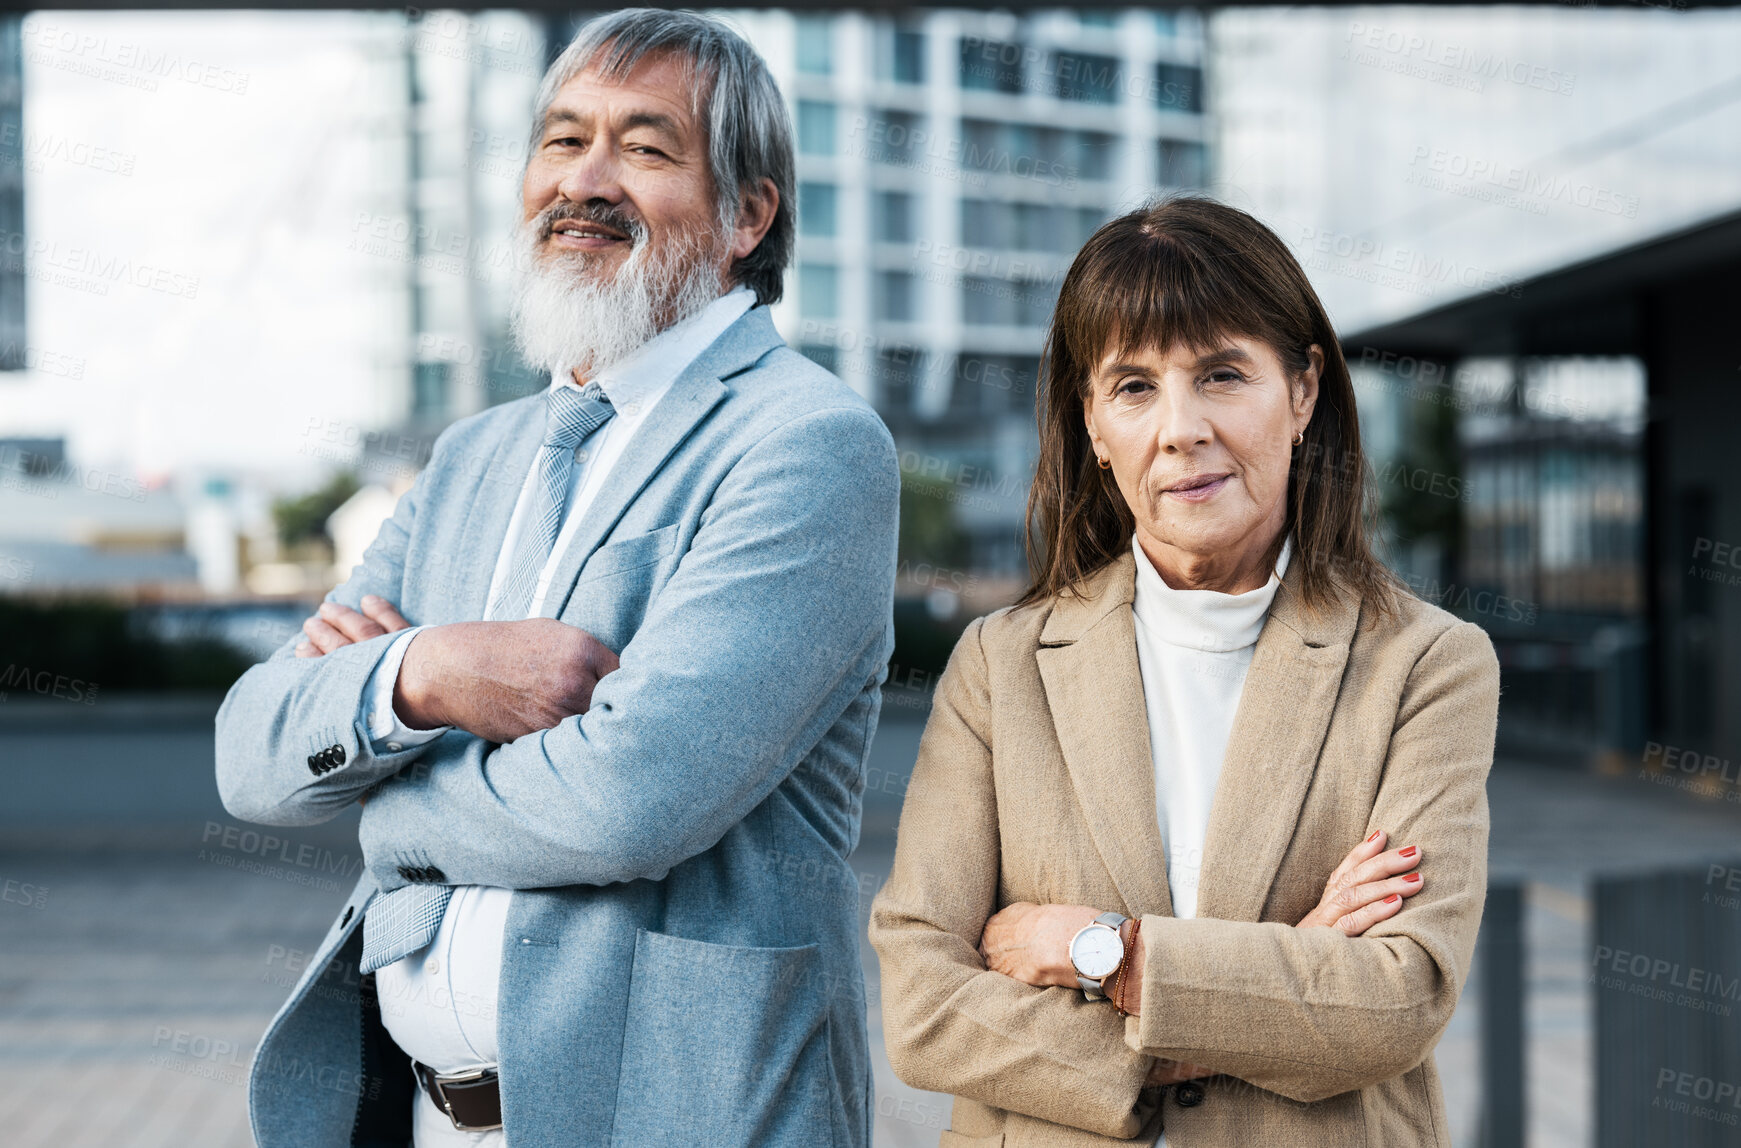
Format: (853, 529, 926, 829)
(1130, 533, 1291, 923)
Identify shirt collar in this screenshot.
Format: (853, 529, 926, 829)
(548, 284, 756, 408)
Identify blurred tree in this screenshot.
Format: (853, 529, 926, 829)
(0, 598, 253, 693)
(898, 473, 972, 570)
(273, 471, 361, 552)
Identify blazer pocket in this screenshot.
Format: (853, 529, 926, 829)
(610, 929, 840, 1148)
(576, 522, 680, 584)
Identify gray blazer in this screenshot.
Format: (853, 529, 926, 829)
(215, 305, 899, 1148)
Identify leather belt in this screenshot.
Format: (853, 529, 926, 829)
(412, 1060, 503, 1132)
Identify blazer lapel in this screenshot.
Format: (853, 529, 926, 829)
(540, 305, 783, 620)
(448, 397, 543, 619)
(1035, 552, 1175, 919)
(1193, 564, 1361, 923)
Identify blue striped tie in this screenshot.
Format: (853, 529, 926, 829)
(489, 380, 617, 623)
(359, 381, 616, 975)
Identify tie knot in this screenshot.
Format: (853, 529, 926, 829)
(545, 380, 614, 449)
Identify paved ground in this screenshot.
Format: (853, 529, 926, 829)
(3, 693, 1739, 1147)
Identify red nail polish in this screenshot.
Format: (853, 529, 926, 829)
(1399, 845, 1417, 858)
(1404, 873, 1421, 883)
(1384, 893, 1401, 903)
(1366, 829, 1382, 843)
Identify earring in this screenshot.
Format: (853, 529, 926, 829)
(1097, 455, 1110, 469)
(1292, 430, 1304, 446)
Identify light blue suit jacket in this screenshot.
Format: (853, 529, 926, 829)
(215, 305, 899, 1147)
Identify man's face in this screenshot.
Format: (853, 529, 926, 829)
(521, 52, 726, 292)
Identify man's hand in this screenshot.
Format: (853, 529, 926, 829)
(393, 617, 619, 744)
(296, 595, 411, 657)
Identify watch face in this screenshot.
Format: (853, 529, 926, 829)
(1071, 925, 1123, 979)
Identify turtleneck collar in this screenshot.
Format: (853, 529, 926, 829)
(1130, 533, 1292, 653)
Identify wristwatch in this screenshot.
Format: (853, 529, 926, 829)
(1068, 911, 1129, 998)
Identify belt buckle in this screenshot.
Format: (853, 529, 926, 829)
(415, 1062, 503, 1132)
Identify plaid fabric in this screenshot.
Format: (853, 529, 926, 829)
(360, 882, 453, 973)
(489, 381, 616, 622)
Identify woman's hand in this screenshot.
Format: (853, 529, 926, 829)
(978, 902, 1101, 988)
(1295, 829, 1424, 934)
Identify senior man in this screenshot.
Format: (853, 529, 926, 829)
(216, 10, 896, 1146)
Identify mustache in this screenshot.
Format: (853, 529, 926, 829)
(534, 200, 646, 245)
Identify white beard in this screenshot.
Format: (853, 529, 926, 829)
(508, 214, 728, 380)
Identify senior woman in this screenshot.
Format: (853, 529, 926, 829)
(869, 197, 1499, 1147)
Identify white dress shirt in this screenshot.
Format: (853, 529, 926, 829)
(358, 285, 755, 1146)
(1129, 533, 1289, 1148)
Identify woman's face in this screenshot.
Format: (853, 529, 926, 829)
(1084, 335, 1321, 588)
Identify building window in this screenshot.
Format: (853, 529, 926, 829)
(963, 276, 1054, 327)
(798, 182, 838, 237)
(1054, 51, 1120, 105)
(959, 37, 1024, 94)
(953, 353, 1039, 415)
(798, 343, 839, 374)
(876, 271, 918, 322)
(1154, 62, 1202, 113)
(875, 191, 916, 243)
(1071, 130, 1118, 182)
(960, 199, 1001, 249)
(1158, 138, 1207, 189)
(876, 344, 928, 415)
(1076, 206, 1106, 247)
(1079, 10, 1119, 29)
(412, 361, 451, 420)
(799, 264, 839, 318)
(797, 100, 836, 156)
(962, 119, 1069, 183)
(891, 28, 925, 84)
(795, 16, 831, 75)
(867, 108, 923, 166)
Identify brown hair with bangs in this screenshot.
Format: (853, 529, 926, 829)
(1017, 195, 1399, 617)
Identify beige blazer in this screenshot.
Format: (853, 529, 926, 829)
(869, 547, 1500, 1147)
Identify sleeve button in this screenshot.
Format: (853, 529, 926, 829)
(1175, 1081, 1206, 1108)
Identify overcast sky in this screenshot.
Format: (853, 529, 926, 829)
(0, 11, 409, 491)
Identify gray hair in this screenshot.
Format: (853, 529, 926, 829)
(530, 8, 795, 307)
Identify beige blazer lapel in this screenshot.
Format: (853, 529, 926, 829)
(1035, 551, 1174, 919)
(1194, 563, 1362, 923)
